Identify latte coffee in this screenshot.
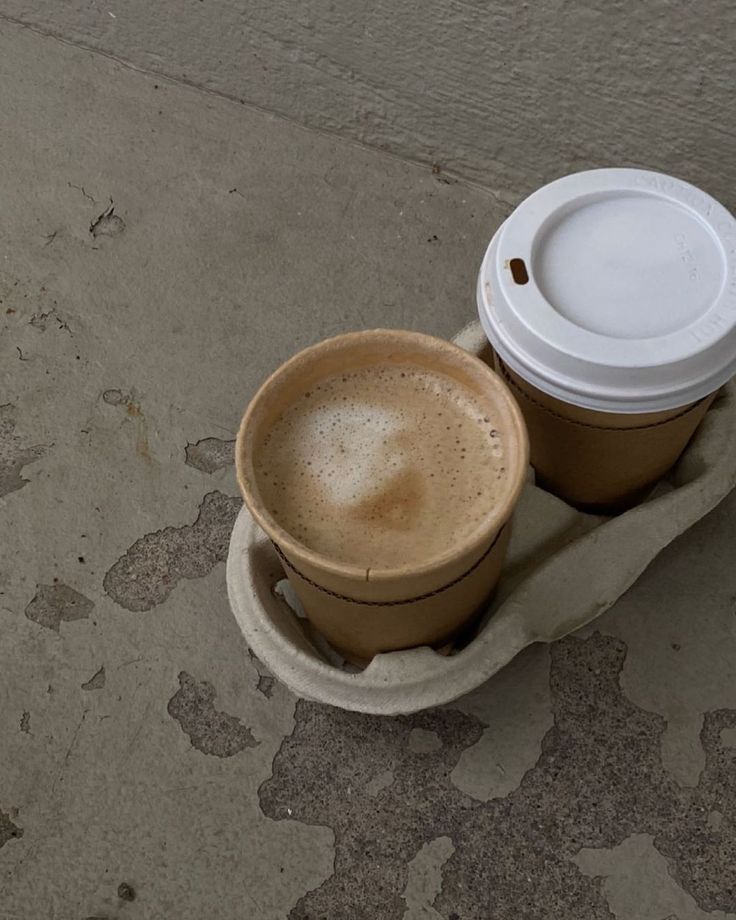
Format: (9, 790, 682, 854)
(236, 330, 528, 660)
(254, 364, 507, 569)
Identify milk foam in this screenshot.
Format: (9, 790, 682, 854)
(279, 403, 404, 506)
(255, 364, 507, 568)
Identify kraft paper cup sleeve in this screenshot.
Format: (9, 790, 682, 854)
(226, 320, 736, 714)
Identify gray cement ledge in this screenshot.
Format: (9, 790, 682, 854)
(0, 1, 734, 206)
(1, 17, 736, 920)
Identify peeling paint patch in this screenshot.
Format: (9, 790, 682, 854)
(103, 491, 241, 611)
(167, 671, 258, 757)
(719, 726, 736, 748)
(102, 388, 132, 406)
(708, 809, 724, 831)
(260, 704, 484, 919)
(407, 728, 442, 754)
(260, 635, 736, 918)
(81, 666, 106, 691)
(575, 835, 736, 920)
(364, 767, 394, 797)
(256, 675, 276, 699)
(102, 388, 143, 419)
(117, 882, 135, 902)
(90, 202, 125, 238)
(402, 836, 454, 920)
(101, 389, 150, 460)
(0, 404, 46, 497)
(656, 707, 736, 912)
(0, 808, 23, 849)
(24, 583, 94, 631)
(29, 308, 71, 334)
(248, 648, 276, 699)
(185, 437, 235, 473)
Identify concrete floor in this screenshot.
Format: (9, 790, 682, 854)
(1, 14, 736, 920)
(2, 1, 734, 200)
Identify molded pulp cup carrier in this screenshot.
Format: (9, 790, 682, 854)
(477, 167, 736, 509)
(236, 330, 528, 662)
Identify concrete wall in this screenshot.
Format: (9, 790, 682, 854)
(2, 0, 734, 205)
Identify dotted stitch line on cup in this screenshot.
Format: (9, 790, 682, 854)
(497, 360, 707, 432)
(272, 526, 505, 607)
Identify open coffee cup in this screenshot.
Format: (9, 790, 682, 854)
(236, 330, 528, 662)
(477, 167, 736, 510)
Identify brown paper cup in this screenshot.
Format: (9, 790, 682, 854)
(236, 330, 528, 661)
(496, 358, 716, 511)
(476, 168, 736, 513)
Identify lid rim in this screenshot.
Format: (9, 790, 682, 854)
(477, 168, 736, 414)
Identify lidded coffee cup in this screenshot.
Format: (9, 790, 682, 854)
(477, 168, 736, 508)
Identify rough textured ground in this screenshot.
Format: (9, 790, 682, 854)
(0, 1, 733, 203)
(1, 14, 736, 920)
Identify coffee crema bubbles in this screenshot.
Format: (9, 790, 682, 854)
(254, 364, 508, 568)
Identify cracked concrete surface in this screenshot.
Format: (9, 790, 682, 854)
(24, 582, 95, 631)
(103, 491, 242, 611)
(0, 403, 47, 497)
(260, 634, 736, 918)
(575, 835, 736, 920)
(81, 665, 106, 691)
(579, 500, 736, 791)
(1, 11, 735, 920)
(168, 671, 259, 757)
(0, 807, 24, 850)
(248, 649, 277, 700)
(403, 836, 454, 920)
(185, 437, 236, 474)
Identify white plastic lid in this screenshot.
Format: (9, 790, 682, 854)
(477, 168, 736, 413)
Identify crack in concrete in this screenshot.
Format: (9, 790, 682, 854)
(29, 307, 72, 334)
(89, 200, 124, 238)
(81, 666, 106, 691)
(51, 710, 90, 796)
(67, 180, 96, 203)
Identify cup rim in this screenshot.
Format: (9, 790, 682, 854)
(477, 167, 736, 413)
(235, 329, 529, 584)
